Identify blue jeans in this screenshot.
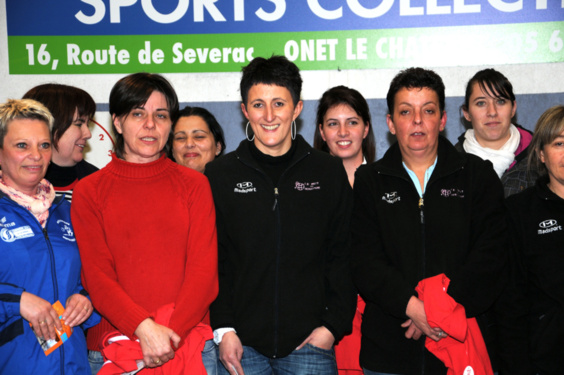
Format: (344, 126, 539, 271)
(202, 339, 219, 375)
(88, 350, 104, 375)
(218, 344, 337, 375)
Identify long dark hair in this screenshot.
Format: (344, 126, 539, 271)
(314, 85, 375, 163)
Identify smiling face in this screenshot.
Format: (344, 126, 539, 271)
(319, 104, 369, 163)
(172, 115, 221, 173)
(463, 82, 516, 149)
(241, 84, 303, 157)
(387, 87, 446, 163)
(52, 109, 92, 167)
(113, 91, 171, 164)
(0, 118, 52, 196)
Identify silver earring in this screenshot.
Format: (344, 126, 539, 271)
(291, 120, 296, 140)
(246, 122, 255, 142)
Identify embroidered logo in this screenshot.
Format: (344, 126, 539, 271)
(0, 217, 15, 228)
(57, 220, 76, 242)
(234, 181, 256, 194)
(440, 188, 464, 198)
(463, 366, 475, 375)
(1, 226, 34, 243)
(538, 219, 562, 235)
(294, 181, 320, 191)
(382, 191, 400, 204)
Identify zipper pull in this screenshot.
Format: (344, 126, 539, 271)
(418, 197, 424, 224)
(272, 187, 279, 211)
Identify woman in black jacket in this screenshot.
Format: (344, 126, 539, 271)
(500, 105, 564, 375)
(352, 68, 507, 375)
(205, 55, 356, 375)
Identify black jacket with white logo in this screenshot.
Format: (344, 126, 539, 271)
(352, 136, 508, 374)
(498, 176, 564, 375)
(205, 135, 356, 358)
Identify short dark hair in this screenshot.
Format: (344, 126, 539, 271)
(462, 68, 516, 112)
(169, 106, 226, 159)
(386, 67, 445, 118)
(23, 83, 96, 151)
(313, 85, 376, 163)
(109, 73, 179, 159)
(240, 56, 302, 106)
(528, 105, 564, 176)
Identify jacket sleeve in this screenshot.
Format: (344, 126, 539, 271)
(167, 175, 218, 339)
(206, 166, 236, 330)
(351, 166, 415, 319)
(320, 163, 356, 341)
(0, 283, 24, 323)
(71, 180, 152, 338)
(446, 160, 508, 317)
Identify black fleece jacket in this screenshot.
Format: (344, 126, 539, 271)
(352, 136, 508, 375)
(498, 177, 564, 375)
(205, 135, 356, 358)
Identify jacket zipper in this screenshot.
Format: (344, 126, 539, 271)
(4, 196, 65, 374)
(237, 150, 309, 357)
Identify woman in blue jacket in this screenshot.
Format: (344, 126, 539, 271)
(0, 99, 99, 374)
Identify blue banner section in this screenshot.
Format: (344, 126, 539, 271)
(7, 0, 564, 36)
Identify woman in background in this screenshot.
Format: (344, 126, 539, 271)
(23, 83, 98, 201)
(72, 73, 218, 374)
(314, 85, 376, 374)
(455, 68, 537, 196)
(170, 106, 226, 173)
(0, 99, 98, 374)
(169, 105, 227, 374)
(499, 105, 564, 375)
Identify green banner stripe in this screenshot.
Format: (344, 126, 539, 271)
(8, 21, 564, 74)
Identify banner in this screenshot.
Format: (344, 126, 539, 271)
(6, 0, 564, 74)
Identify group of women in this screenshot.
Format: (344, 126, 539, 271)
(0, 55, 562, 375)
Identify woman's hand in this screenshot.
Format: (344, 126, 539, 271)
(405, 296, 445, 342)
(20, 291, 62, 340)
(218, 331, 245, 375)
(63, 294, 93, 327)
(296, 326, 335, 350)
(134, 318, 181, 368)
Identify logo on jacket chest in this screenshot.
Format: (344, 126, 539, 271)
(294, 181, 320, 191)
(57, 220, 76, 242)
(382, 191, 400, 204)
(440, 188, 464, 198)
(538, 219, 562, 235)
(234, 181, 257, 193)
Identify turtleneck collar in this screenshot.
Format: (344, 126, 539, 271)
(106, 152, 172, 179)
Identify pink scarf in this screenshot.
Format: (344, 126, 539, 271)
(0, 172, 55, 228)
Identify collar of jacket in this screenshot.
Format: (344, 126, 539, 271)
(233, 134, 312, 169)
(535, 174, 564, 202)
(375, 135, 467, 185)
(0, 190, 65, 207)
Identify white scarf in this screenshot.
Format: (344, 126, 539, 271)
(463, 124, 520, 177)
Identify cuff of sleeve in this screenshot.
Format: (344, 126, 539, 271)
(213, 327, 236, 345)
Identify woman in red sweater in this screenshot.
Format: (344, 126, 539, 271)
(71, 73, 218, 374)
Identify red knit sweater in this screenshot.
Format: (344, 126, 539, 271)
(71, 153, 218, 351)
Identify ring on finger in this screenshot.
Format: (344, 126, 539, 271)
(153, 358, 161, 364)
(39, 320, 46, 325)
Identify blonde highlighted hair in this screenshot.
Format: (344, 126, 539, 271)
(0, 99, 54, 148)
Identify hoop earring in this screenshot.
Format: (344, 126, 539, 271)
(291, 120, 296, 140)
(246, 122, 255, 142)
